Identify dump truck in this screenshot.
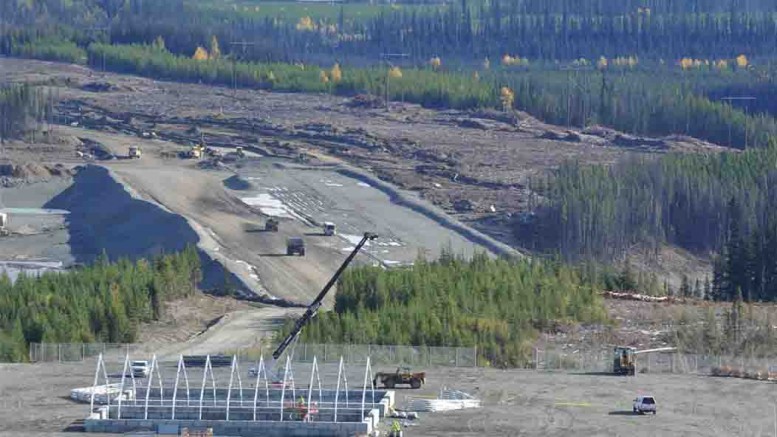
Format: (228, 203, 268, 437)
(128, 146, 141, 159)
(373, 367, 426, 389)
(323, 222, 336, 236)
(286, 237, 305, 256)
(265, 218, 279, 232)
(0, 212, 8, 236)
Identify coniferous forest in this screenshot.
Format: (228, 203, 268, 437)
(0, 84, 53, 141)
(0, 247, 201, 362)
(289, 253, 608, 366)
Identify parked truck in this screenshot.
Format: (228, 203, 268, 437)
(373, 367, 426, 389)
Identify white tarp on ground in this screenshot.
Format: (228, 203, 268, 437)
(407, 389, 481, 412)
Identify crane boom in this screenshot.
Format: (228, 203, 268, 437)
(272, 231, 378, 360)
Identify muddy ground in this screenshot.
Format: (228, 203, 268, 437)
(0, 360, 774, 437)
(0, 57, 725, 249)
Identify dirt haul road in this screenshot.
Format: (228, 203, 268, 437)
(58, 126, 485, 306)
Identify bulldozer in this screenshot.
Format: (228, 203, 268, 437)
(373, 367, 426, 389)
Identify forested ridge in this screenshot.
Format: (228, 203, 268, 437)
(520, 139, 777, 301)
(1, 0, 776, 148)
(290, 253, 608, 366)
(0, 247, 201, 361)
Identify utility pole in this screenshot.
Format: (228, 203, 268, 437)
(229, 41, 256, 97)
(721, 96, 756, 148)
(380, 52, 408, 112)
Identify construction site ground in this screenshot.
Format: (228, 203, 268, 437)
(1, 359, 775, 437)
(0, 57, 753, 435)
(1, 57, 725, 248)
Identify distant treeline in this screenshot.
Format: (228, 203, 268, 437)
(0, 84, 53, 141)
(287, 253, 608, 367)
(0, 247, 201, 362)
(12, 0, 773, 63)
(78, 42, 774, 149)
(1, 0, 777, 148)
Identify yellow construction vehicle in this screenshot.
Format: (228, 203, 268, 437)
(188, 144, 204, 159)
(613, 346, 677, 375)
(613, 346, 636, 375)
(128, 146, 142, 159)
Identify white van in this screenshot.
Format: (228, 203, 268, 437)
(131, 360, 150, 378)
(633, 395, 657, 414)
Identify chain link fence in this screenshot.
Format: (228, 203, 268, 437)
(533, 348, 777, 376)
(28, 342, 478, 367)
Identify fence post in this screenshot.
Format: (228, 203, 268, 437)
(428, 346, 432, 366)
(455, 348, 459, 367)
(58, 344, 61, 363)
(82, 344, 86, 361)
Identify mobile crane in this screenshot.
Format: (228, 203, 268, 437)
(272, 231, 378, 361)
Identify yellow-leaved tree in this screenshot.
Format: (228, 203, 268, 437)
(209, 36, 221, 60)
(330, 63, 342, 83)
(429, 56, 442, 71)
(500, 86, 514, 112)
(296, 16, 315, 31)
(192, 46, 209, 61)
(319, 70, 330, 84)
(736, 54, 749, 68)
(388, 66, 403, 79)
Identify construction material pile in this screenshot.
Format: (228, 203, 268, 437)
(710, 366, 776, 382)
(70, 384, 134, 404)
(407, 389, 480, 412)
(602, 291, 683, 303)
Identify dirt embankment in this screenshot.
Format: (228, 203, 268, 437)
(42, 165, 284, 303)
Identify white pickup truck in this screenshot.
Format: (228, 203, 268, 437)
(131, 360, 150, 378)
(633, 395, 657, 414)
